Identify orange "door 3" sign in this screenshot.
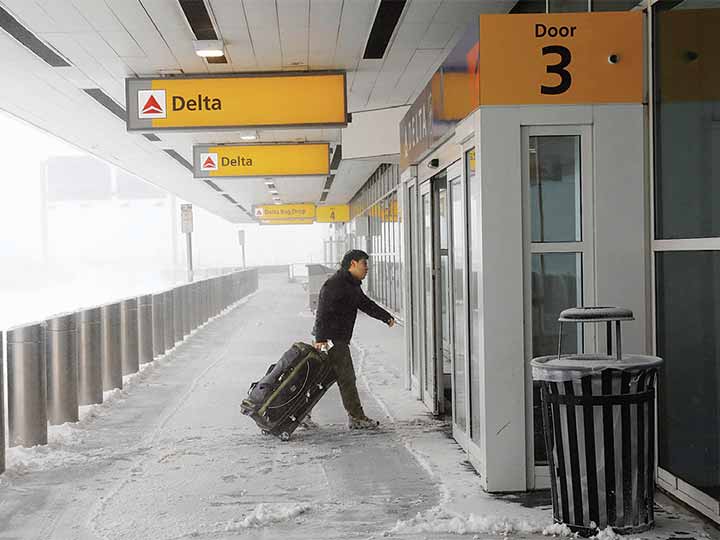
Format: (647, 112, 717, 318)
(479, 12, 643, 106)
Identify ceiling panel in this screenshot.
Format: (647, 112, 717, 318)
(278, 0, 309, 67)
(70, 0, 125, 32)
(101, 30, 147, 58)
(419, 22, 456, 49)
(332, 0, 375, 68)
(141, 0, 208, 74)
(1, 0, 57, 33)
(403, 0, 442, 23)
(274, 176, 324, 203)
(35, 0, 88, 32)
(208, 0, 256, 68)
(243, 0, 282, 69)
(104, 0, 179, 67)
(308, 0, 341, 68)
(73, 32, 136, 79)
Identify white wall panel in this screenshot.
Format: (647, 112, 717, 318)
(342, 106, 407, 160)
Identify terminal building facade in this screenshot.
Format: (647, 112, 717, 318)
(345, 0, 720, 525)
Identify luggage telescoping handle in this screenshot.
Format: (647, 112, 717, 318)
(556, 307, 634, 361)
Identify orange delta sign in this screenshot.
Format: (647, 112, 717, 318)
(259, 219, 314, 226)
(254, 204, 315, 221)
(252, 203, 349, 224)
(479, 12, 643, 106)
(126, 72, 347, 131)
(194, 143, 329, 178)
(316, 205, 350, 223)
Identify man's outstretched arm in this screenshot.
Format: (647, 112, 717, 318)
(357, 289, 395, 326)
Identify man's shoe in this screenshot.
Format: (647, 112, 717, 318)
(299, 415, 319, 430)
(348, 415, 380, 430)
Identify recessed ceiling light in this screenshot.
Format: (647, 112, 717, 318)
(239, 131, 258, 141)
(269, 189, 278, 195)
(192, 39, 225, 57)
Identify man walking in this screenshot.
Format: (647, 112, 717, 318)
(312, 249, 395, 429)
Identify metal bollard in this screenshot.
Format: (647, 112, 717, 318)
(137, 294, 153, 365)
(182, 285, 192, 336)
(164, 290, 175, 350)
(152, 293, 165, 357)
(46, 313, 79, 425)
(7, 323, 47, 447)
(120, 298, 139, 375)
(203, 280, 210, 323)
(77, 307, 103, 406)
(188, 284, 195, 332)
(173, 287, 183, 344)
(194, 282, 202, 329)
(101, 303, 122, 390)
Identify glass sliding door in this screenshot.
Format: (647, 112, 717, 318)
(522, 126, 595, 486)
(449, 162, 468, 434)
(421, 181, 437, 413)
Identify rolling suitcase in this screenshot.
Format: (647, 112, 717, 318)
(240, 342, 336, 440)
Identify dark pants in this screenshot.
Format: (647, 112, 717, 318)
(328, 341, 364, 419)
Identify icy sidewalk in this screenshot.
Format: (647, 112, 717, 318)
(349, 312, 719, 540)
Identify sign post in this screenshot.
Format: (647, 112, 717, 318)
(181, 204, 194, 282)
(238, 230, 246, 269)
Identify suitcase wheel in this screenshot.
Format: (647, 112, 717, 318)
(279, 432, 291, 442)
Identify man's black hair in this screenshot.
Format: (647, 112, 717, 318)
(341, 249, 369, 270)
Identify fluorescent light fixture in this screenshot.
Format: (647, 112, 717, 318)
(269, 190, 278, 195)
(239, 130, 258, 141)
(193, 39, 224, 57)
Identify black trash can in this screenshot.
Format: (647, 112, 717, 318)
(531, 307, 663, 536)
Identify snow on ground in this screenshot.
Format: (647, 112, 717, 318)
(349, 313, 718, 540)
(0, 279, 717, 540)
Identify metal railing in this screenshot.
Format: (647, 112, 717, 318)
(0, 267, 259, 474)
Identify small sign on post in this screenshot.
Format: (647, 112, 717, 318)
(238, 230, 246, 269)
(180, 204, 193, 281)
(181, 204, 194, 234)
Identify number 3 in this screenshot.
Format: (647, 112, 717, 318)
(541, 45, 572, 95)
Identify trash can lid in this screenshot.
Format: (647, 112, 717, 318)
(558, 306, 634, 322)
(531, 353, 663, 382)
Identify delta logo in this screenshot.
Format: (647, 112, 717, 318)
(254, 207, 264, 218)
(200, 152, 219, 172)
(138, 90, 166, 119)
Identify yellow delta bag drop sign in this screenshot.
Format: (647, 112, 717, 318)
(479, 12, 643, 106)
(194, 143, 329, 178)
(254, 204, 315, 221)
(316, 205, 350, 223)
(126, 72, 347, 131)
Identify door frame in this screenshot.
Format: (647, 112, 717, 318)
(419, 179, 438, 413)
(521, 124, 596, 489)
(446, 159, 470, 440)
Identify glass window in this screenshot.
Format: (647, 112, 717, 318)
(529, 136, 582, 242)
(656, 251, 720, 502)
(531, 252, 582, 464)
(654, 5, 720, 239)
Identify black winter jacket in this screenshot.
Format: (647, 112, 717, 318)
(312, 270, 392, 343)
